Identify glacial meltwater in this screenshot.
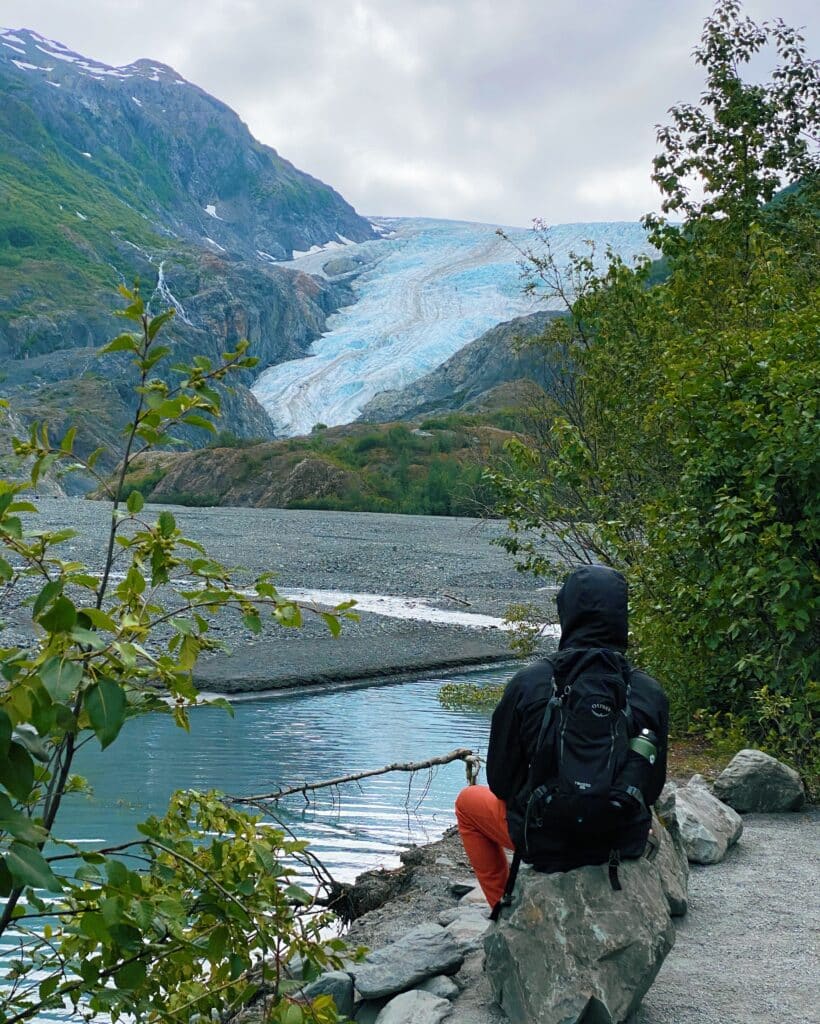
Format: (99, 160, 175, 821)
(64, 667, 510, 883)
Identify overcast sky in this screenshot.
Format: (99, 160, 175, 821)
(3, 1, 817, 226)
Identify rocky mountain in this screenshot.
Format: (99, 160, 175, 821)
(0, 28, 375, 479)
(358, 311, 562, 421)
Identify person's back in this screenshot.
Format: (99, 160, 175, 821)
(455, 564, 669, 910)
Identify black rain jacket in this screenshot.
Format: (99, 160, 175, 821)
(486, 565, 669, 871)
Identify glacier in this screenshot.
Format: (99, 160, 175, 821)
(251, 217, 655, 436)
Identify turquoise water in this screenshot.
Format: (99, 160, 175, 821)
(63, 667, 510, 882)
(1, 667, 510, 1019)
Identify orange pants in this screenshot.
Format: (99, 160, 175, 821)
(454, 785, 514, 908)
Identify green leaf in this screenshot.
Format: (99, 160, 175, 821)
(158, 510, 176, 537)
(101, 333, 140, 354)
(127, 490, 145, 514)
(40, 657, 83, 701)
(85, 678, 126, 749)
(320, 612, 341, 638)
(5, 843, 63, 892)
(32, 580, 63, 617)
(0, 793, 47, 843)
(80, 608, 117, 632)
(38, 596, 77, 634)
(114, 959, 147, 990)
(147, 307, 175, 341)
(0, 741, 34, 801)
(0, 556, 12, 582)
(59, 426, 78, 453)
(243, 613, 262, 635)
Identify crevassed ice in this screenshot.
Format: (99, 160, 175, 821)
(251, 216, 655, 436)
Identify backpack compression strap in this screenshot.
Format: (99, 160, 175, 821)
(490, 850, 522, 922)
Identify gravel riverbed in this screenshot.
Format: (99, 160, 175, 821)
(1, 498, 559, 690)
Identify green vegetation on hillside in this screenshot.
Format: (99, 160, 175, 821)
(114, 409, 530, 516)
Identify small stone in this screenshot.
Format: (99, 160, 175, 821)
(301, 970, 354, 1018)
(444, 909, 491, 952)
(417, 975, 460, 1000)
(435, 855, 456, 868)
(374, 989, 452, 1023)
(458, 885, 487, 907)
(713, 748, 805, 813)
(449, 878, 475, 897)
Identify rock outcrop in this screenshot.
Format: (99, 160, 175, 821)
(358, 311, 562, 422)
(713, 748, 805, 812)
(484, 858, 675, 1024)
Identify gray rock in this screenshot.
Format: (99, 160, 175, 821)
(351, 923, 464, 1000)
(443, 909, 491, 952)
(671, 780, 743, 864)
(713, 748, 806, 813)
(449, 879, 476, 898)
(439, 904, 490, 927)
(417, 975, 460, 1000)
(484, 858, 675, 1024)
(458, 885, 487, 907)
(374, 989, 452, 1023)
(652, 812, 689, 917)
(301, 970, 355, 1018)
(655, 782, 677, 820)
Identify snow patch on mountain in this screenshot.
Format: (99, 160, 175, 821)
(251, 217, 655, 437)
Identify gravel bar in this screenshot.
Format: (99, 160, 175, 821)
(2, 498, 558, 691)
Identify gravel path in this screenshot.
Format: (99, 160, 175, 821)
(1, 498, 556, 690)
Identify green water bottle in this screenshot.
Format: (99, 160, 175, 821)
(629, 728, 658, 765)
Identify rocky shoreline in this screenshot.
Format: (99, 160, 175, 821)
(319, 777, 818, 1024)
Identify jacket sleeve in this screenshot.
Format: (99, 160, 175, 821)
(485, 671, 527, 801)
(615, 672, 669, 808)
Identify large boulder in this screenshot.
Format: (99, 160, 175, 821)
(713, 748, 805, 812)
(668, 776, 743, 864)
(484, 857, 675, 1024)
(351, 922, 463, 1001)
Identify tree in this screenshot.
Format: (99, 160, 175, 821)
(489, 0, 819, 779)
(0, 284, 357, 1022)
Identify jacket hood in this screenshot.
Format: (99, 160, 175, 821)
(556, 565, 628, 652)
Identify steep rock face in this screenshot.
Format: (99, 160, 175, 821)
(0, 27, 372, 456)
(0, 28, 373, 268)
(358, 311, 561, 422)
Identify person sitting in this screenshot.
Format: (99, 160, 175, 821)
(455, 564, 669, 913)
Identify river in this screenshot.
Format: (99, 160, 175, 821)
(65, 667, 510, 883)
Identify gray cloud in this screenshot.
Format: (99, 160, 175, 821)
(3, 0, 817, 225)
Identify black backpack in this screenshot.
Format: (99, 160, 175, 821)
(491, 649, 640, 920)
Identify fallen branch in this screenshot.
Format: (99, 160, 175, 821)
(229, 747, 480, 805)
(442, 592, 471, 607)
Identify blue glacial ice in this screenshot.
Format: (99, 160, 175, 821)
(251, 217, 655, 436)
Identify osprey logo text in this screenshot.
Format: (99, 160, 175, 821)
(591, 703, 612, 718)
